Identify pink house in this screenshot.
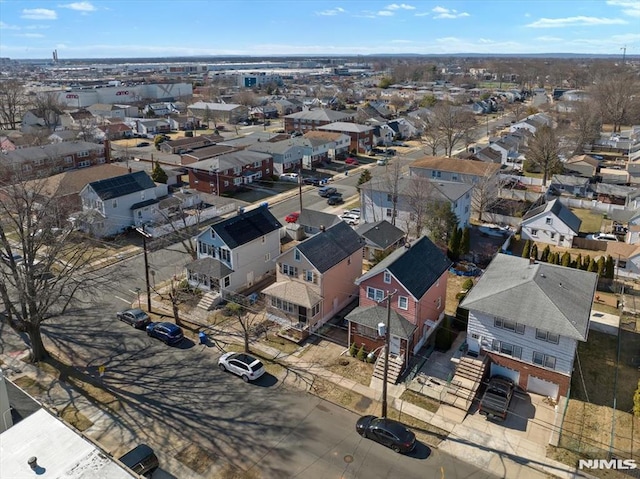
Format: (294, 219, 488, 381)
(262, 221, 363, 339)
(346, 236, 452, 381)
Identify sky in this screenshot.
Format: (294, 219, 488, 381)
(0, 0, 639, 59)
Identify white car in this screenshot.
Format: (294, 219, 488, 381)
(587, 233, 618, 242)
(280, 173, 299, 182)
(341, 213, 359, 225)
(218, 352, 266, 382)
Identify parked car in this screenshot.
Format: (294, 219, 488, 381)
(280, 173, 299, 182)
(587, 233, 619, 242)
(1, 252, 23, 265)
(341, 213, 359, 225)
(218, 352, 266, 382)
(136, 141, 150, 147)
(303, 176, 321, 186)
(349, 208, 361, 216)
(345, 157, 359, 165)
(146, 322, 184, 345)
(318, 186, 337, 197)
(478, 375, 515, 422)
(327, 194, 344, 206)
(285, 212, 300, 223)
(385, 148, 396, 156)
(376, 158, 388, 166)
(117, 308, 151, 329)
(355, 416, 417, 454)
(118, 444, 159, 477)
(372, 147, 385, 154)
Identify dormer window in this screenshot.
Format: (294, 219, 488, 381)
(383, 271, 391, 284)
(294, 249, 301, 261)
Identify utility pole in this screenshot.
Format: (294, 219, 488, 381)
(378, 289, 397, 418)
(621, 46, 627, 65)
(136, 226, 153, 313)
(298, 157, 303, 213)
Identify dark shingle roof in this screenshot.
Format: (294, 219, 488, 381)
(297, 221, 363, 273)
(130, 198, 159, 210)
(88, 171, 156, 200)
(345, 305, 416, 339)
(212, 206, 282, 249)
(297, 209, 341, 230)
(355, 220, 405, 249)
(357, 236, 452, 299)
(522, 199, 581, 233)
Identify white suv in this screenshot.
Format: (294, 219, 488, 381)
(218, 352, 266, 382)
(280, 173, 299, 182)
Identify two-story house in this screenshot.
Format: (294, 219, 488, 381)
(355, 220, 406, 263)
(247, 140, 305, 175)
(345, 236, 452, 381)
(317, 122, 375, 154)
(303, 130, 351, 161)
(262, 221, 363, 337)
(283, 109, 355, 135)
(74, 170, 167, 237)
(460, 254, 598, 399)
(409, 156, 501, 185)
(185, 205, 282, 297)
(520, 199, 581, 248)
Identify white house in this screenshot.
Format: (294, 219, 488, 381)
(460, 254, 598, 399)
(75, 170, 166, 237)
(520, 199, 581, 248)
(185, 205, 282, 296)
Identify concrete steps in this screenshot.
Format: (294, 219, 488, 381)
(372, 348, 404, 384)
(196, 291, 221, 311)
(442, 355, 488, 412)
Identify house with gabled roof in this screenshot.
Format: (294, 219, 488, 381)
(247, 140, 304, 175)
(564, 154, 599, 178)
(74, 170, 166, 237)
(520, 199, 581, 248)
(185, 205, 282, 296)
(283, 109, 355, 135)
(410, 156, 501, 184)
(262, 221, 363, 337)
(355, 220, 406, 263)
(547, 174, 590, 197)
(302, 130, 351, 161)
(461, 254, 598, 399)
(296, 209, 342, 236)
(345, 236, 452, 383)
(317, 121, 375, 154)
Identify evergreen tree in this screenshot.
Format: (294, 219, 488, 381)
(561, 252, 571, 267)
(151, 161, 168, 184)
(582, 255, 591, 271)
(553, 253, 561, 265)
(574, 253, 582, 269)
(605, 255, 616, 279)
(540, 245, 551, 262)
(357, 170, 372, 187)
(597, 256, 606, 276)
(587, 258, 597, 272)
(448, 227, 462, 259)
(461, 227, 471, 255)
(522, 240, 531, 259)
(530, 244, 538, 260)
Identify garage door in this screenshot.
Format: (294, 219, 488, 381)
(490, 364, 520, 384)
(527, 375, 559, 398)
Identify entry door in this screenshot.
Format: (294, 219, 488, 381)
(389, 335, 401, 356)
(246, 271, 254, 286)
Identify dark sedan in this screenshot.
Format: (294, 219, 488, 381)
(146, 322, 184, 345)
(116, 308, 151, 329)
(327, 194, 344, 206)
(355, 415, 416, 454)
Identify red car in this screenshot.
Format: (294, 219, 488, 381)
(285, 212, 300, 223)
(345, 157, 359, 165)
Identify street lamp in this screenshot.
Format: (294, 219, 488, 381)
(135, 226, 153, 313)
(377, 290, 397, 418)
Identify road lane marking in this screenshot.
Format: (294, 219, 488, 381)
(115, 295, 132, 304)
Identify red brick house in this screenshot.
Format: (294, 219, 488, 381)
(317, 121, 375, 154)
(346, 236, 452, 382)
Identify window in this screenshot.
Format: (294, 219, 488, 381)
(294, 249, 300, 261)
(261, 235, 265, 243)
(264, 253, 271, 262)
(22, 164, 32, 172)
(531, 229, 538, 237)
(271, 297, 296, 313)
(546, 217, 553, 225)
(112, 199, 117, 208)
(77, 150, 89, 158)
(311, 303, 320, 316)
(65, 156, 73, 164)
(234, 166, 242, 174)
(220, 248, 231, 263)
(560, 235, 565, 242)
(491, 339, 522, 359)
(550, 232, 556, 240)
(436, 296, 442, 309)
(304, 270, 315, 283)
(356, 323, 378, 339)
(254, 161, 261, 168)
(224, 180, 230, 187)
(383, 271, 391, 284)
(431, 171, 441, 178)
(386, 208, 392, 217)
(398, 296, 408, 310)
(233, 178, 242, 186)
(536, 329, 560, 344)
(494, 318, 525, 334)
(387, 194, 393, 202)
(618, 260, 627, 269)
(223, 276, 230, 288)
(452, 174, 458, 181)
(366, 287, 384, 302)
(532, 351, 556, 369)
(471, 333, 480, 339)
(281, 264, 298, 276)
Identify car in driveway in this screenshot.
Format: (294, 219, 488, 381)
(280, 173, 299, 182)
(318, 186, 337, 197)
(285, 212, 300, 223)
(327, 194, 344, 206)
(355, 416, 417, 454)
(218, 352, 266, 382)
(479, 375, 515, 422)
(303, 176, 321, 186)
(376, 158, 388, 166)
(345, 157, 359, 165)
(146, 322, 184, 345)
(117, 308, 151, 329)
(136, 141, 150, 147)
(587, 233, 619, 242)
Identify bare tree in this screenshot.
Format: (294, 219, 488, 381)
(232, 90, 259, 108)
(525, 124, 563, 186)
(404, 176, 434, 238)
(431, 102, 477, 156)
(0, 178, 116, 362)
(32, 91, 65, 132)
(383, 161, 403, 226)
(568, 99, 602, 155)
(591, 69, 640, 133)
(470, 170, 501, 223)
(224, 296, 266, 353)
(0, 79, 28, 129)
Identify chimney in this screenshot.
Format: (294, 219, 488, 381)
(319, 225, 325, 232)
(28, 457, 38, 470)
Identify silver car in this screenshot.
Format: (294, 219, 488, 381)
(218, 352, 266, 382)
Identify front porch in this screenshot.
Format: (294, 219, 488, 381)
(185, 256, 232, 292)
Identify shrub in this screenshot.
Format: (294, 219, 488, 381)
(521, 239, 531, 258)
(634, 380, 640, 417)
(349, 342, 357, 357)
(462, 278, 474, 291)
(356, 344, 367, 362)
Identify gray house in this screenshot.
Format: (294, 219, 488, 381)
(355, 220, 405, 262)
(247, 140, 305, 175)
(548, 174, 590, 197)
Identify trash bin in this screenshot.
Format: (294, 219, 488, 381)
(198, 332, 207, 345)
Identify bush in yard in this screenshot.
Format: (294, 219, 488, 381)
(530, 243, 538, 260)
(540, 245, 551, 262)
(634, 380, 640, 417)
(561, 252, 571, 267)
(587, 258, 597, 273)
(605, 255, 615, 279)
(521, 240, 531, 259)
(597, 256, 606, 276)
(462, 278, 474, 292)
(349, 342, 357, 357)
(356, 344, 367, 362)
(461, 227, 470, 255)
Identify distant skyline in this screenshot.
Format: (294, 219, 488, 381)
(0, 0, 639, 60)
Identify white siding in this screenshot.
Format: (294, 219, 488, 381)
(520, 212, 576, 247)
(467, 310, 576, 376)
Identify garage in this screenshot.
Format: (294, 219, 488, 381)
(527, 375, 559, 398)
(490, 364, 520, 384)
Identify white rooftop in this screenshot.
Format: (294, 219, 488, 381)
(0, 408, 133, 479)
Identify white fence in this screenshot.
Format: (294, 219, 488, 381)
(145, 203, 237, 238)
(556, 197, 626, 214)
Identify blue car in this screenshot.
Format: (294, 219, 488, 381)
(146, 322, 184, 345)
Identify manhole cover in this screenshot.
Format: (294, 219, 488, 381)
(344, 455, 354, 463)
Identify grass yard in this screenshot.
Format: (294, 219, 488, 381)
(570, 208, 605, 234)
(446, 272, 469, 316)
(323, 356, 374, 386)
(399, 389, 441, 413)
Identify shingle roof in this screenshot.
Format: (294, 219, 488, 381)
(345, 305, 416, 339)
(285, 109, 353, 122)
(357, 236, 452, 299)
(88, 170, 156, 200)
(361, 176, 472, 202)
(297, 221, 363, 273)
(261, 281, 321, 308)
(355, 220, 405, 249)
(522, 199, 582, 233)
(410, 156, 500, 176)
(130, 198, 159, 210)
(185, 256, 233, 278)
(318, 121, 374, 133)
(25, 164, 131, 198)
(460, 254, 597, 340)
(211, 206, 282, 249)
(298, 209, 342, 230)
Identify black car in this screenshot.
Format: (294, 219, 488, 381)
(146, 322, 184, 345)
(117, 308, 151, 329)
(1, 252, 23, 265)
(118, 444, 159, 477)
(303, 177, 321, 186)
(318, 186, 337, 197)
(327, 194, 344, 205)
(356, 416, 416, 453)
(136, 141, 150, 147)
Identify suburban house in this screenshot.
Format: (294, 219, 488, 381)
(74, 170, 167, 237)
(547, 174, 590, 197)
(317, 122, 375, 154)
(564, 154, 599, 178)
(291, 136, 332, 169)
(605, 242, 640, 278)
(296, 209, 342, 236)
(185, 151, 274, 196)
(262, 221, 363, 337)
(409, 156, 501, 185)
(592, 183, 640, 208)
(360, 176, 473, 236)
(87, 103, 137, 121)
(303, 130, 351, 161)
(159, 134, 223, 154)
(355, 220, 406, 263)
(520, 199, 581, 248)
(247, 140, 305, 175)
(134, 118, 171, 136)
(460, 254, 598, 399)
(180, 145, 240, 166)
(185, 205, 282, 296)
(283, 109, 355, 135)
(509, 113, 552, 135)
(94, 123, 133, 141)
(187, 102, 248, 125)
(472, 146, 503, 165)
(345, 236, 452, 382)
(0, 141, 110, 183)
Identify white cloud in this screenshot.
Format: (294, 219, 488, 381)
(526, 16, 627, 28)
(432, 6, 469, 19)
(59, 2, 96, 12)
(316, 7, 345, 16)
(378, 10, 394, 16)
(386, 3, 415, 10)
(607, 0, 640, 17)
(535, 36, 564, 42)
(0, 21, 20, 30)
(16, 33, 45, 38)
(414, 12, 429, 16)
(21, 8, 57, 20)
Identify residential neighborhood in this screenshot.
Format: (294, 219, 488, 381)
(1, 35, 639, 479)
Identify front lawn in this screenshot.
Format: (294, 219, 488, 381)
(570, 208, 604, 234)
